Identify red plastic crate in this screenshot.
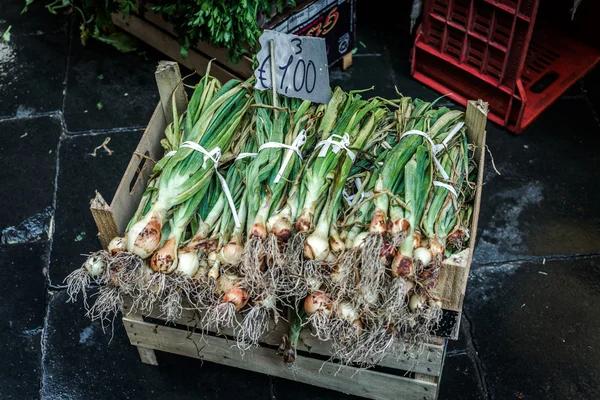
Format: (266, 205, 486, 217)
(412, 0, 600, 133)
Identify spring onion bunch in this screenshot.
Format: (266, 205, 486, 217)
(66, 71, 478, 366)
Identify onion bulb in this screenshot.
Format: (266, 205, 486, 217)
(216, 273, 239, 295)
(335, 301, 359, 323)
(304, 228, 330, 261)
(409, 293, 427, 312)
(126, 210, 164, 259)
(108, 236, 126, 254)
(303, 291, 332, 315)
(267, 213, 293, 242)
(429, 237, 445, 259)
(329, 226, 345, 254)
(352, 319, 364, 332)
(84, 256, 105, 277)
(306, 276, 323, 291)
(223, 287, 249, 311)
(208, 260, 220, 281)
(404, 279, 415, 292)
(413, 247, 432, 267)
(380, 240, 396, 265)
(413, 232, 422, 249)
(150, 236, 178, 273)
(391, 253, 414, 278)
(369, 209, 387, 235)
(387, 217, 410, 238)
(176, 248, 199, 277)
(352, 232, 369, 249)
(428, 298, 443, 309)
(219, 238, 243, 265)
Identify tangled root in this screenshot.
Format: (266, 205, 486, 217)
(107, 251, 145, 291)
(65, 250, 113, 305)
(415, 303, 443, 342)
(65, 267, 92, 305)
(133, 271, 165, 314)
(159, 283, 183, 323)
(287, 232, 306, 272)
(241, 236, 267, 297)
(236, 305, 272, 351)
(303, 260, 328, 284)
(190, 278, 218, 310)
(160, 275, 198, 323)
(358, 234, 386, 305)
(346, 325, 396, 367)
(86, 285, 123, 329)
(330, 251, 357, 299)
(202, 302, 238, 331)
(307, 310, 334, 341)
(381, 278, 411, 325)
(264, 233, 284, 269)
(329, 323, 364, 366)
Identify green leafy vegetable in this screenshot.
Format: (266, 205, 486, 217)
(25, 0, 295, 62)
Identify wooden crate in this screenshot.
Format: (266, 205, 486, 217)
(90, 61, 488, 400)
(110, 0, 355, 83)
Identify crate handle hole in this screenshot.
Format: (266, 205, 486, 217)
(529, 71, 559, 94)
(129, 151, 151, 194)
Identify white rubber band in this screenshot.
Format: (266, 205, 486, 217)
(433, 181, 458, 199)
(179, 141, 241, 228)
(274, 130, 307, 183)
(432, 121, 465, 154)
(343, 178, 373, 205)
(315, 133, 356, 161)
(400, 129, 455, 180)
(234, 130, 307, 184)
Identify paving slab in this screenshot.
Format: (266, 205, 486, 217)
(473, 97, 600, 265)
(272, 375, 361, 400)
(0, 0, 68, 35)
(49, 130, 143, 285)
(439, 354, 487, 400)
(465, 257, 600, 399)
(386, 36, 448, 104)
(63, 22, 163, 133)
(0, 117, 60, 235)
(0, 32, 68, 118)
(0, 243, 48, 400)
(41, 290, 272, 400)
(582, 65, 600, 115)
(329, 54, 399, 100)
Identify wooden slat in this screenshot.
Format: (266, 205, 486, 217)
(126, 314, 159, 365)
(123, 317, 438, 400)
(155, 61, 188, 125)
(139, 11, 254, 78)
(90, 192, 119, 250)
(108, 104, 166, 235)
(111, 13, 237, 83)
(436, 100, 488, 312)
(342, 52, 353, 70)
(122, 302, 444, 376)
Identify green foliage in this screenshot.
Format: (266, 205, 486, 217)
(23, 0, 294, 62)
(152, 0, 294, 63)
(1, 25, 11, 43)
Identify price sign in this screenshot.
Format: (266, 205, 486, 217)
(254, 30, 331, 104)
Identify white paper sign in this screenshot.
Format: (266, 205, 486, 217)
(254, 30, 331, 104)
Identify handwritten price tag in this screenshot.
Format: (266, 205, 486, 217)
(254, 30, 331, 104)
